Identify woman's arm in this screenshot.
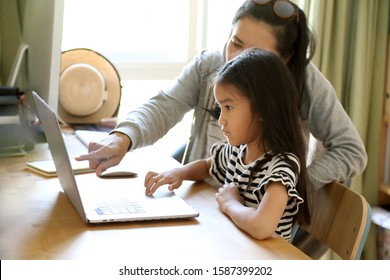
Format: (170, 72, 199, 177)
(303, 63, 368, 190)
(114, 50, 222, 151)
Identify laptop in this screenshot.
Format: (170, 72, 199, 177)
(32, 91, 199, 223)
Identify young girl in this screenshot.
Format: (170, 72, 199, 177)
(144, 49, 310, 241)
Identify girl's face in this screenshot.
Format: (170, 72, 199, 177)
(226, 17, 279, 61)
(214, 83, 262, 151)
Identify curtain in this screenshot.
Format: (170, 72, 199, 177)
(0, 0, 4, 84)
(300, 0, 390, 259)
(0, 0, 24, 85)
(0, 15, 2, 86)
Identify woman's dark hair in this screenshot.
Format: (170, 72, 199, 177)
(227, 0, 316, 97)
(214, 48, 310, 226)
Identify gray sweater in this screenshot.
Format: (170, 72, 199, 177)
(115, 49, 367, 190)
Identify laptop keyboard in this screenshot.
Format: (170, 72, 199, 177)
(95, 199, 145, 215)
(74, 130, 109, 147)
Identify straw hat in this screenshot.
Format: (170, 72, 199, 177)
(58, 48, 121, 124)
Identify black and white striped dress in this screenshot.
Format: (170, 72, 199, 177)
(210, 142, 304, 241)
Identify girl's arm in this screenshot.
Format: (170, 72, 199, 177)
(216, 182, 288, 240)
(144, 158, 212, 195)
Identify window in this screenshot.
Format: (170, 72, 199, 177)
(62, 0, 189, 62)
(200, 0, 243, 50)
(62, 0, 244, 79)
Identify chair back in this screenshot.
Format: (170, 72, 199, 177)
(301, 181, 371, 260)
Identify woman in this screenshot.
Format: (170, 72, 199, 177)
(77, 0, 367, 192)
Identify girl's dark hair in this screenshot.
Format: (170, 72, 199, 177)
(214, 48, 310, 226)
(228, 0, 316, 98)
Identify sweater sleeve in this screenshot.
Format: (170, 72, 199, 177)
(302, 62, 368, 190)
(113, 51, 207, 150)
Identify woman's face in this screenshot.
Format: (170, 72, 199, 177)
(225, 17, 279, 61)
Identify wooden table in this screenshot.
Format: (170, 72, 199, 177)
(0, 135, 310, 260)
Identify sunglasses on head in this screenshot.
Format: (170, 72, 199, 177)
(253, 0, 299, 22)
